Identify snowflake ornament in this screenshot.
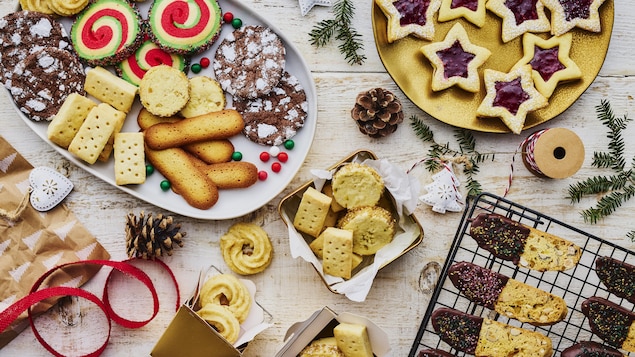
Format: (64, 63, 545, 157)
(419, 164, 463, 213)
(298, 0, 332, 16)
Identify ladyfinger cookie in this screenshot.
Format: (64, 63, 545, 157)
(144, 109, 244, 150)
(431, 308, 553, 357)
(582, 297, 635, 352)
(198, 161, 258, 189)
(469, 212, 581, 271)
(561, 341, 624, 357)
(145, 146, 219, 210)
(595, 256, 635, 304)
(449, 261, 567, 325)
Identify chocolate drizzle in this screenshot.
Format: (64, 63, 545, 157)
(469, 213, 529, 264)
(431, 308, 482, 354)
(581, 297, 635, 348)
(595, 256, 635, 303)
(448, 261, 508, 309)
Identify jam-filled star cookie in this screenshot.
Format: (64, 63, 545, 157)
(541, 0, 607, 36)
(437, 0, 487, 28)
(486, 0, 551, 43)
(375, 0, 442, 43)
(476, 65, 548, 134)
(512, 33, 581, 98)
(420, 23, 491, 92)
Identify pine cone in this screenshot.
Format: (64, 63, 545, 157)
(351, 88, 404, 138)
(125, 211, 185, 259)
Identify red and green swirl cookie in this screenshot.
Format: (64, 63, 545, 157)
(116, 40, 188, 86)
(71, 0, 143, 66)
(148, 0, 222, 56)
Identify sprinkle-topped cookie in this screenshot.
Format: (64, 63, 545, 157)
(148, 0, 222, 55)
(486, 0, 551, 43)
(71, 0, 143, 66)
(420, 22, 491, 92)
(512, 33, 581, 98)
(581, 296, 635, 351)
(595, 256, 635, 304)
(437, 0, 487, 27)
(477, 65, 547, 134)
(375, 0, 442, 43)
(541, 0, 607, 36)
(117, 40, 187, 86)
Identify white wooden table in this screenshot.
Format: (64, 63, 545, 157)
(0, 0, 634, 355)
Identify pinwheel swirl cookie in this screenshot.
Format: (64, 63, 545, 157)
(199, 273, 252, 324)
(220, 223, 273, 275)
(148, 0, 222, 55)
(117, 40, 187, 86)
(71, 0, 143, 66)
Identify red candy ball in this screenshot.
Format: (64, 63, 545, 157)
(200, 57, 210, 68)
(259, 152, 270, 162)
(278, 152, 289, 163)
(258, 171, 268, 181)
(271, 162, 282, 173)
(223, 12, 234, 22)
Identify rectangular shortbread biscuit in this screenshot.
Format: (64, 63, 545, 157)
(293, 187, 332, 238)
(333, 323, 374, 357)
(68, 103, 126, 164)
(47, 93, 97, 148)
(84, 66, 138, 113)
(97, 113, 126, 162)
(114, 132, 145, 185)
(321, 227, 353, 279)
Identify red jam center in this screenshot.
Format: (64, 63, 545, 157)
(493, 77, 529, 115)
(560, 0, 593, 21)
(504, 0, 540, 25)
(394, 0, 432, 26)
(530, 46, 565, 81)
(437, 40, 475, 79)
(451, 0, 479, 11)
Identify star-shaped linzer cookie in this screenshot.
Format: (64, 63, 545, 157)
(477, 65, 548, 134)
(376, 0, 442, 43)
(541, 0, 607, 36)
(486, 0, 551, 43)
(438, 0, 487, 28)
(420, 23, 491, 93)
(512, 33, 581, 98)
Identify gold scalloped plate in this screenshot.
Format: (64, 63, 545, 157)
(372, 0, 614, 133)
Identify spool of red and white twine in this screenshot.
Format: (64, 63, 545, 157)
(503, 127, 585, 196)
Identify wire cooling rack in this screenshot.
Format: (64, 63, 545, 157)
(408, 192, 635, 357)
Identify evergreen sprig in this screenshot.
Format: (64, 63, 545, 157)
(309, 0, 366, 65)
(410, 115, 494, 198)
(567, 100, 635, 239)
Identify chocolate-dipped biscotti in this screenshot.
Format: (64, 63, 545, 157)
(469, 212, 581, 271)
(595, 256, 635, 304)
(417, 348, 454, 357)
(449, 261, 567, 325)
(561, 341, 624, 357)
(431, 308, 553, 357)
(582, 297, 635, 352)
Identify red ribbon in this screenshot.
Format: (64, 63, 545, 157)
(0, 258, 180, 357)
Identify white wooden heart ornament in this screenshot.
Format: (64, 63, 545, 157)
(29, 166, 74, 211)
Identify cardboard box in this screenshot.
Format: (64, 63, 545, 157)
(275, 307, 390, 357)
(151, 267, 272, 357)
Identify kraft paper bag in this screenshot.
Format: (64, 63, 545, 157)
(0, 136, 111, 348)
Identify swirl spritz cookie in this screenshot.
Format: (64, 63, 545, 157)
(199, 273, 252, 323)
(220, 222, 273, 275)
(196, 303, 240, 343)
(117, 40, 187, 86)
(71, 0, 143, 66)
(148, 0, 222, 56)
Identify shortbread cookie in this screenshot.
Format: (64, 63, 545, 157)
(582, 297, 635, 352)
(561, 341, 624, 357)
(68, 103, 126, 164)
(486, 0, 550, 43)
(71, 0, 143, 66)
(299, 337, 345, 357)
(139, 64, 190, 117)
(309, 234, 364, 269)
(180, 76, 226, 118)
(220, 223, 273, 275)
(0, 11, 72, 87)
(321, 227, 354, 279)
(469, 212, 581, 271)
(198, 161, 258, 189)
(449, 261, 568, 325)
(114, 132, 145, 185)
(595, 256, 635, 304)
(331, 163, 384, 209)
(117, 40, 187, 86)
(293, 187, 333, 238)
(196, 303, 240, 344)
(337, 206, 395, 256)
(333, 323, 374, 357)
(9, 47, 85, 122)
(432, 308, 553, 356)
(541, 0, 607, 36)
(199, 273, 252, 323)
(322, 183, 345, 212)
(375, 0, 442, 43)
(85, 66, 138, 113)
(47, 93, 97, 149)
(213, 25, 285, 99)
(236, 72, 308, 146)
